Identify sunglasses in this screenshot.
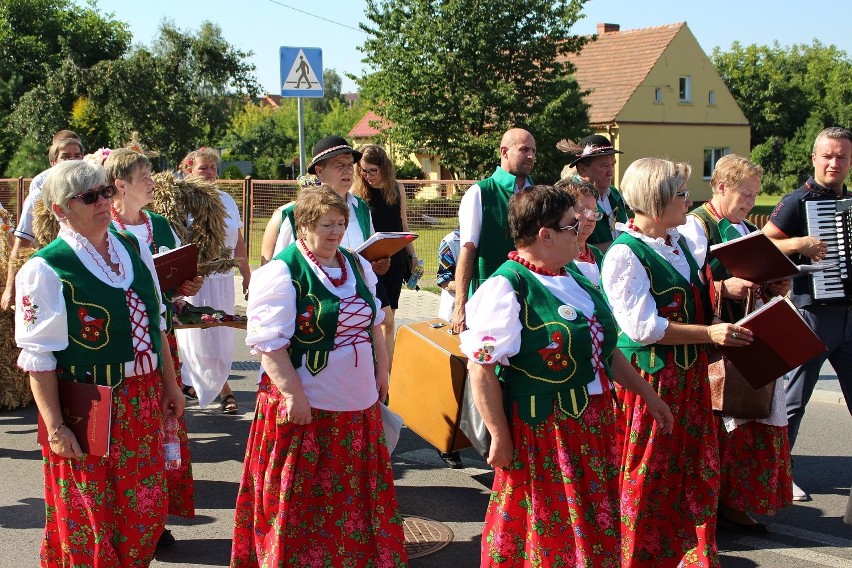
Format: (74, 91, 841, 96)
(70, 184, 117, 205)
(554, 219, 582, 236)
(360, 166, 380, 176)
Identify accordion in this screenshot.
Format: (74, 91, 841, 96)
(804, 198, 852, 300)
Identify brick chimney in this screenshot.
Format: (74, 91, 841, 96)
(597, 23, 620, 35)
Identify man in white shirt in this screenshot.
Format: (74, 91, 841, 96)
(2, 131, 83, 310)
(451, 128, 536, 333)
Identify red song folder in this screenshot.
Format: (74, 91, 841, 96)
(355, 232, 418, 262)
(153, 243, 198, 291)
(37, 381, 112, 456)
(718, 296, 826, 388)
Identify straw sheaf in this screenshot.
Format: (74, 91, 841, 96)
(149, 172, 238, 277)
(32, 197, 60, 247)
(0, 208, 34, 409)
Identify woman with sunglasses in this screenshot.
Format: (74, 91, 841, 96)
(352, 145, 417, 365)
(460, 184, 673, 567)
(14, 159, 184, 566)
(556, 177, 606, 287)
(600, 157, 751, 567)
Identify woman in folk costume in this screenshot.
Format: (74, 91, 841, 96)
(231, 186, 406, 567)
(172, 148, 250, 413)
(460, 184, 673, 567)
(679, 154, 793, 532)
(601, 158, 753, 567)
(557, 177, 606, 288)
(14, 160, 185, 566)
(106, 148, 203, 545)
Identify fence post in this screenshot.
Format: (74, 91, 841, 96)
(16, 177, 24, 220)
(242, 176, 252, 258)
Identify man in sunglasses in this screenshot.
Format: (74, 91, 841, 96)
(452, 128, 537, 333)
(2, 131, 84, 310)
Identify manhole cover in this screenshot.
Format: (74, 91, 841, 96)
(403, 515, 454, 558)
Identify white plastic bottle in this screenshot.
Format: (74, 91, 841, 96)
(163, 417, 181, 470)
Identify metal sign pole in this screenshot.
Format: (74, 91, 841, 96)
(298, 97, 306, 176)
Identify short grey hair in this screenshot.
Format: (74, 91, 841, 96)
(620, 157, 691, 219)
(42, 160, 105, 213)
(813, 127, 852, 153)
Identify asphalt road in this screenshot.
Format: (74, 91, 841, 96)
(1, 289, 850, 567)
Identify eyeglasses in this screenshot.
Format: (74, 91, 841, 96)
(70, 184, 117, 205)
(577, 208, 603, 221)
(675, 189, 690, 200)
(554, 219, 582, 236)
(360, 166, 380, 176)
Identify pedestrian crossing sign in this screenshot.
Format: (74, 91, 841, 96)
(280, 47, 324, 98)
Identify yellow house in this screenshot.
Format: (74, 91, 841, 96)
(348, 111, 444, 181)
(561, 22, 750, 200)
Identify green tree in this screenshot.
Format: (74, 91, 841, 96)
(6, 19, 260, 169)
(712, 41, 852, 193)
(357, 0, 590, 181)
(0, 0, 131, 172)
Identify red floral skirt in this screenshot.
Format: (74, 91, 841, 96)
(165, 331, 195, 518)
(719, 421, 792, 515)
(617, 353, 720, 568)
(40, 371, 168, 567)
(230, 374, 407, 568)
(481, 394, 621, 568)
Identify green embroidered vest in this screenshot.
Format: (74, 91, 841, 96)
(35, 231, 163, 386)
(493, 261, 617, 426)
(690, 204, 758, 322)
(275, 244, 376, 375)
(588, 185, 629, 245)
(280, 195, 372, 243)
(147, 211, 179, 333)
(473, 167, 528, 292)
(609, 232, 708, 374)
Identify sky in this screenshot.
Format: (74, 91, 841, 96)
(92, 0, 851, 95)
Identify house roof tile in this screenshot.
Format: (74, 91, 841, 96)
(348, 110, 392, 138)
(561, 23, 685, 125)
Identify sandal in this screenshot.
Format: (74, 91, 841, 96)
(181, 384, 198, 400)
(221, 394, 238, 414)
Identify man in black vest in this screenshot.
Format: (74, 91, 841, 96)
(763, 126, 852, 502)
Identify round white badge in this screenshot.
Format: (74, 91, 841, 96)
(558, 305, 577, 321)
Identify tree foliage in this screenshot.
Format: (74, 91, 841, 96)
(357, 0, 590, 181)
(4, 15, 259, 175)
(221, 75, 366, 179)
(712, 41, 852, 194)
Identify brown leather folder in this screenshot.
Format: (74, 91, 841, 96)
(388, 319, 471, 452)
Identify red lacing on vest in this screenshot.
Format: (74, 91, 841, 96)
(586, 315, 610, 392)
(126, 289, 154, 375)
(335, 294, 373, 367)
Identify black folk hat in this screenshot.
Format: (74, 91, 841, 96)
(567, 134, 623, 167)
(306, 135, 362, 174)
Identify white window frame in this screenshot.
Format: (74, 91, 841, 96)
(679, 76, 692, 103)
(704, 147, 731, 179)
(654, 87, 663, 103)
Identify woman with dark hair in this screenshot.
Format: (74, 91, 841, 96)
(352, 144, 417, 364)
(461, 184, 672, 567)
(232, 185, 406, 567)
